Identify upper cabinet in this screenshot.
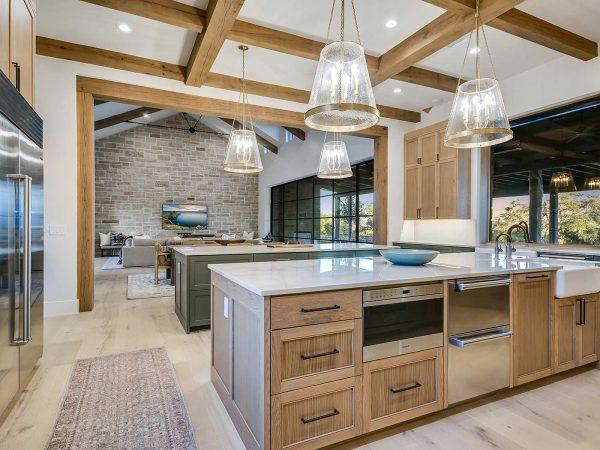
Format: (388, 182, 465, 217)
(1, 0, 35, 106)
(404, 122, 471, 220)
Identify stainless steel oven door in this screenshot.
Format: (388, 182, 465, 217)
(363, 294, 443, 362)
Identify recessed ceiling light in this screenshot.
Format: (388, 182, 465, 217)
(470, 47, 481, 55)
(143, 113, 149, 118)
(385, 19, 398, 29)
(118, 23, 132, 33)
(393, 87, 402, 94)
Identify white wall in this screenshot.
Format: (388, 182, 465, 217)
(401, 53, 600, 247)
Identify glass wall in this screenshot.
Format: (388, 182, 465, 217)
(270, 160, 374, 243)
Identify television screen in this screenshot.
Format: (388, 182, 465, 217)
(162, 204, 208, 230)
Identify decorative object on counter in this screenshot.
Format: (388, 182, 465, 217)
(445, 0, 512, 149)
(305, 0, 379, 132)
(223, 45, 263, 174)
(214, 239, 246, 246)
(266, 243, 314, 248)
(379, 249, 439, 265)
(584, 175, 600, 190)
(262, 232, 274, 243)
(317, 136, 353, 179)
(45, 348, 196, 450)
(550, 171, 577, 192)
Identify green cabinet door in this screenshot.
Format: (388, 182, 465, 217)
(309, 251, 357, 259)
(189, 289, 211, 328)
(189, 254, 254, 290)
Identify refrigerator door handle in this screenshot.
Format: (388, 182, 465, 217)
(7, 174, 32, 346)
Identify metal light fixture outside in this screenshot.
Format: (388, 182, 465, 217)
(317, 135, 353, 179)
(584, 176, 600, 190)
(445, 0, 512, 149)
(305, 0, 379, 132)
(550, 171, 576, 192)
(223, 45, 263, 174)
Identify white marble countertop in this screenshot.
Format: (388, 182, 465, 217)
(208, 252, 562, 297)
(477, 243, 600, 257)
(173, 242, 389, 256)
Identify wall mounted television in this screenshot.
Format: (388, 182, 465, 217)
(162, 204, 208, 230)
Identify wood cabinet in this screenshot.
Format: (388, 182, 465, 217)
(1, 0, 35, 105)
(363, 348, 444, 432)
(404, 122, 470, 220)
(554, 293, 600, 372)
(271, 377, 362, 450)
(512, 272, 554, 386)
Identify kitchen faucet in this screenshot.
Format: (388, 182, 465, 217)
(506, 221, 532, 243)
(495, 233, 514, 259)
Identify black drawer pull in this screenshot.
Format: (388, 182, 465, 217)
(301, 304, 341, 313)
(525, 274, 548, 279)
(390, 382, 422, 394)
(300, 348, 339, 360)
(301, 409, 340, 424)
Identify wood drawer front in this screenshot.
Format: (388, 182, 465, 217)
(272, 320, 362, 394)
(270, 289, 361, 330)
(364, 348, 443, 432)
(271, 377, 362, 450)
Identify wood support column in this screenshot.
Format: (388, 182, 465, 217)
(374, 134, 388, 245)
(77, 90, 95, 312)
(528, 170, 543, 242)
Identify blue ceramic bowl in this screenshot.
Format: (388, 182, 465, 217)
(379, 249, 440, 266)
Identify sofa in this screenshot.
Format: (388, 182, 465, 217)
(121, 238, 156, 268)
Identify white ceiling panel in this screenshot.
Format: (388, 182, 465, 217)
(373, 79, 454, 111)
(238, 0, 444, 55)
(518, 0, 600, 42)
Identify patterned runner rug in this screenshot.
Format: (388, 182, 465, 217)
(101, 257, 123, 270)
(46, 348, 197, 450)
(127, 273, 174, 299)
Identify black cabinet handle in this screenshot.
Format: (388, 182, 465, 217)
(525, 274, 548, 279)
(11, 62, 20, 91)
(301, 408, 340, 424)
(301, 304, 340, 313)
(390, 382, 422, 394)
(582, 298, 586, 325)
(300, 348, 339, 360)
(576, 298, 583, 325)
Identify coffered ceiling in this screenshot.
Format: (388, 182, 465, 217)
(37, 0, 600, 114)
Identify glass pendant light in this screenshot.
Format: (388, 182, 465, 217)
(445, 0, 512, 149)
(584, 175, 600, 190)
(223, 45, 263, 173)
(305, 0, 379, 132)
(550, 171, 576, 192)
(317, 132, 353, 179)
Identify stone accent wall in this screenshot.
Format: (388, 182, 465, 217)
(95, 114, 259, 243)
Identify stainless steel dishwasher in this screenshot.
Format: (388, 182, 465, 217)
(447, 276, 512, 405)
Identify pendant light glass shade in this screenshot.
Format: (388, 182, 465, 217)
(445, 78, 512, 148)
(584, 176, 600, 190)
(223, 45, 263, 174)
(317, 140, 352, 179)
(305, 41, 379, 132)
(550, 171, 576, 192)
(223, 129, 263, 173)
(444, 0, 512, 149)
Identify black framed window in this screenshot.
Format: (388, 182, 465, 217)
(490, 97, 600, 245)
(270, 160, 374, 243)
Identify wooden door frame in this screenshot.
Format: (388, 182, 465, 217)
(76, 76, 388, 312)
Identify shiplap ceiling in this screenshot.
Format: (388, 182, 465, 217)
(39, 0, 600, 113)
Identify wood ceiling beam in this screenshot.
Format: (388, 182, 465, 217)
(37, 37, 421, 123)
(422, 0, 598, 61)
(283, 127, 305, 141)
(77, 76, 388, 138)
(185, 0, 244, 87)
(79, 0, 459, 93)
(94, 106, 160, 130)
(371, 0, 525, 86)
(220, 117, 278, 154)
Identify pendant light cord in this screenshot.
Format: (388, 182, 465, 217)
(350, 0, 362, 46)
(242, 47, 246, 130)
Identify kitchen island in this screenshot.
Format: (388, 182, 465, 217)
(207, 253, 600, 450)
(172, 243, 388, 332)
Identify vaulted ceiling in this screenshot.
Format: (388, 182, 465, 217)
(38, 0, 600, 118)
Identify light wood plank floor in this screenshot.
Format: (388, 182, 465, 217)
(0, 258, 599, 449)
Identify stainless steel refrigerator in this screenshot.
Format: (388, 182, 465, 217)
(0, 70, 43, 417)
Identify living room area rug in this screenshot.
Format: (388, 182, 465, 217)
(101, 256, 123, 270)
(127, 273, 174, 299)
(45, 347, 197, 450)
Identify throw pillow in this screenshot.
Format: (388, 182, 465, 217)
(99, 232, 111, 247)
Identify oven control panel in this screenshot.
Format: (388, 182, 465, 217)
(363, 283, 444, 302)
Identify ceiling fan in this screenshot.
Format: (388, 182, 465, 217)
(127, 112, 227, 136)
